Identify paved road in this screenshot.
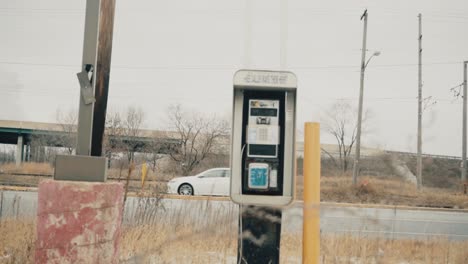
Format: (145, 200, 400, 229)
(1, 190, 468, 240)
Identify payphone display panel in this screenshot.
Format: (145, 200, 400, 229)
(241, 90, 285, 196)
(247, 99, 280, 158)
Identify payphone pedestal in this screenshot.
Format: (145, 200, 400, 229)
(239, 206, 282, 264)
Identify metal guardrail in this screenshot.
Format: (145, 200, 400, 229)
(320, 150, 462, 161)
(0, 172, 169, 194)
(385, 150, 462, 161)
(0, 172, 169, 182)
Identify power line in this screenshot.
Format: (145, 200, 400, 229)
(313, 96, 457, 102)
(0, 8, 83, 11)
(1, 6, 468, 25)
(2, 6, 467, 19)
(0, 60, 464, 71)
(0, 61, 77, 68)
(1, 86, 462, 105)
(0, 7, 243, 16)
(292, 7, 468, 20)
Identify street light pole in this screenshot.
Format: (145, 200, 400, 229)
(352, 10, 368, 185)
(416, 14, 423, 189)
(462, 61, 468, 183)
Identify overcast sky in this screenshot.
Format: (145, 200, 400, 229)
(1, 0, 468, 156)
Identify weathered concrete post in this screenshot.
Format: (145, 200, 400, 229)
(35, 180, 124, 263)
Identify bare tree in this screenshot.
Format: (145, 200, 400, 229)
(322, 100, 371, 173)
(167, 104, 229, 175)
(29, 134, 48, 162)
(123, 106, 145, 162)
(55, 108, 78, 154)
(144, 135, 165, 173)
(103, 110, 125, 166)
(29, 134, 61, 163)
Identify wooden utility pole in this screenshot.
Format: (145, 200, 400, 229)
(352, 9, 368, 185)
(417, 13, 423, 189)
(90, 0, 116, 157)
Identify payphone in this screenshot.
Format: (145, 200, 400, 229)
(231, 70, 297, 206)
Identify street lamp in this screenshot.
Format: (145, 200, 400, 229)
(366, 51, 381, 67)
(352, 50, 380, 185)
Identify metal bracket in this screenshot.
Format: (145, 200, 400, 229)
(55, 155, 107, 182)
(77, 64, 95, 105)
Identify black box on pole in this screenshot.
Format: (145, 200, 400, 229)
(238, 206, 282, 264)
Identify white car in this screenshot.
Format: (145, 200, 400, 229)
(167, 168, 231, 196)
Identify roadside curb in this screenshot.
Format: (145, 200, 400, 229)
(1, 186, 467, 213)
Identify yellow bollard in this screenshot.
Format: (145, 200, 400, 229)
(141, 163, 148, 189)
(303, 122, 320, 264)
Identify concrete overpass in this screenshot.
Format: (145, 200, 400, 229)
(2, 120, 460, 167)
(0, 120, 181, 165)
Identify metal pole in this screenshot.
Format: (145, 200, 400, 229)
(280, 0, 287, 69)
(417, 13, 423, 189)
(243, 0, 252, 68)
(303, 122, 320, 264)
(76, 0, 101, 156)
(462, 61, 467, 182)
(352, 10, 367, 185)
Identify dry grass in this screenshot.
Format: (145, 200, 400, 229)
(107, 167, 168, 181)
(0, 163, 53, 175)
(1, 216, 468, 263)
(118, 225, 468, 263)
(0, 218, 35, 264)
(321, 235, 468, 264)
(119, 224, 238, 263)
(295, 175, 468, 209)
(119, 224, 304, 263)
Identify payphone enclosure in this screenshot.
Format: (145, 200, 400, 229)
(231, 70, 297, 207)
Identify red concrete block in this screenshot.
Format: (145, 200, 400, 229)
(35, 180, 124, 264)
